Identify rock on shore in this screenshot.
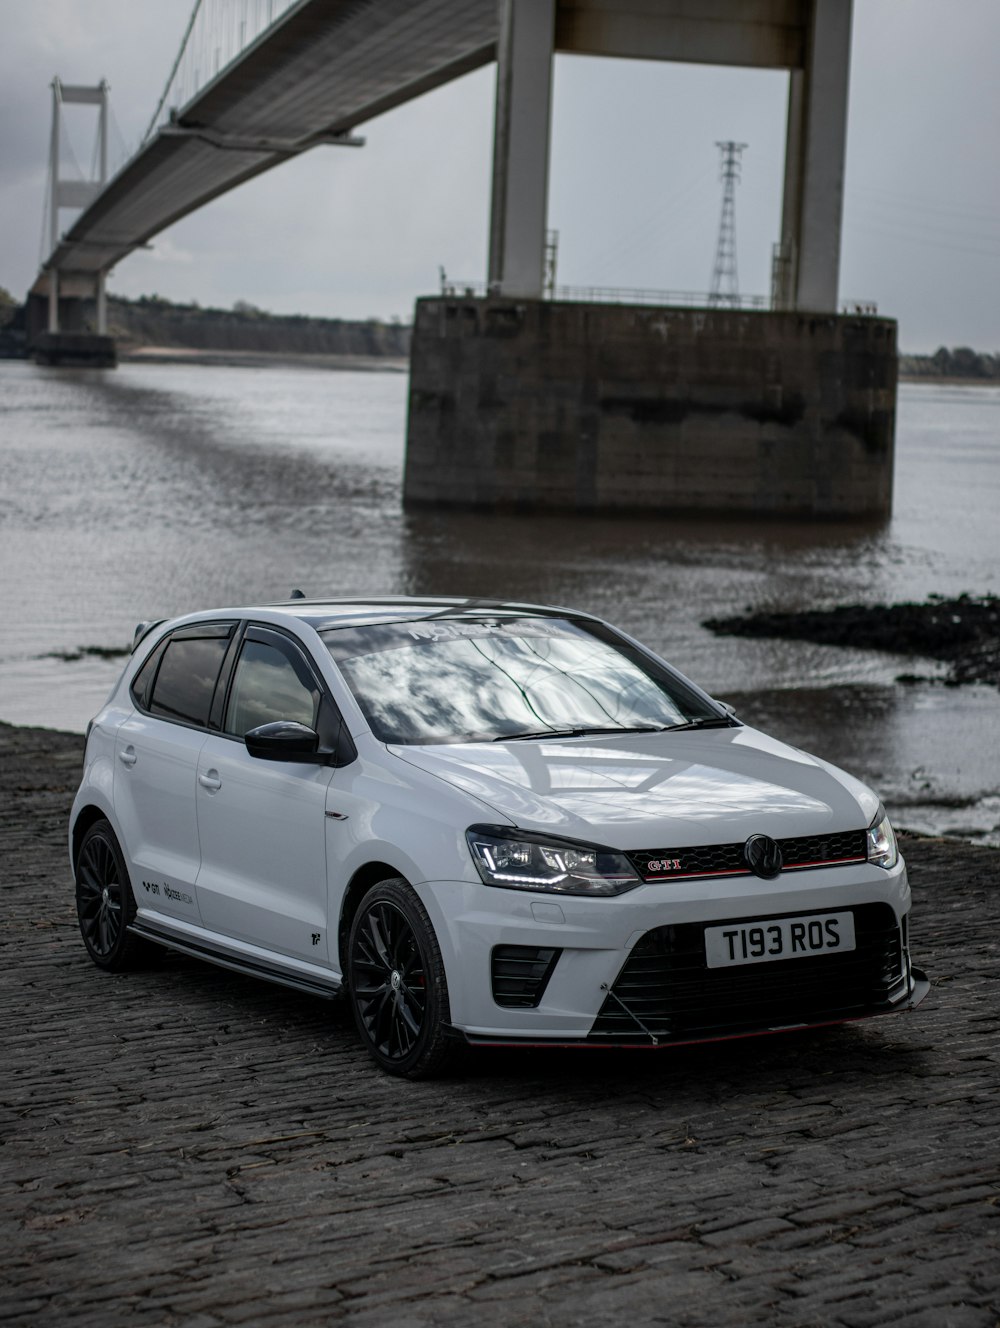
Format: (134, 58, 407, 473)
(705, 594, 1000, 687)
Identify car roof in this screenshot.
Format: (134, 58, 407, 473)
(143, 597, 593, 644)
(271, 596, 588, 631)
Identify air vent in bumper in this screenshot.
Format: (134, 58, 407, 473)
(491, 945, 561, 1008)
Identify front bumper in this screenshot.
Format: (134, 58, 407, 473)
(414, 858, 922, 1042)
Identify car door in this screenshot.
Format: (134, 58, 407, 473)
(114, 621, 236, 922)
(195, 625, 336, 965)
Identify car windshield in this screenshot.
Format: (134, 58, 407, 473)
(321, 616, 720, 745)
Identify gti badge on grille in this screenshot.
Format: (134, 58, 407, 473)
(744, 834, 783, 879)
(647, 858, 682, 873)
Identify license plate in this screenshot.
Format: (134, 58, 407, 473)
(704, 912, 856, 969)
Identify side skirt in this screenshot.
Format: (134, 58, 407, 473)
(129, 921, 342, 1001)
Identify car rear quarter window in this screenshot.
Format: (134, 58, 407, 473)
(130, 639, 165, 710)
(148, 633, 231, 728)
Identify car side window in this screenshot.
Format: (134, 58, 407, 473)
(225, 638, 320, 738)
(148, 634, 231, 728)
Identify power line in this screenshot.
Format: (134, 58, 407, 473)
(849, 184, 1000, 226)
(574, 163, 716, 283)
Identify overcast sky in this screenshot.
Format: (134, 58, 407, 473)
(1, 1, 997, 352)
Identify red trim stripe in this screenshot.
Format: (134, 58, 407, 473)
(639, 854, 865, 882)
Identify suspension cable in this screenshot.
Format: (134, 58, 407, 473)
(142, 0, 205, 146)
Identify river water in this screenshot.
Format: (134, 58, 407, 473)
(1, 359, 997, 843)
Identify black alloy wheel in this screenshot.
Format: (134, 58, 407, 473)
(348, 877, 453, 1078)
(75, 820, 148, 971)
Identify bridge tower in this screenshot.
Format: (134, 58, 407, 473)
(479, 0, 855, 313)
(32, 77, 116, 365)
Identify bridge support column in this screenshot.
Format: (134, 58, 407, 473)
(95, 271, 107, 336)
(487, 0, 555, 298)
(777, 0, 853, 312)
(48, 271, 59, 333)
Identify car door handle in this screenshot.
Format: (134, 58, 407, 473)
(198, 771, 222, 791)
(118, 747, 137, 767)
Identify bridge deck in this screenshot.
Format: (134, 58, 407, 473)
(38, 0, 496, 284)
(36, 0, 816, 295)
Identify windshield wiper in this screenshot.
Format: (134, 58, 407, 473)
(661, 716, 737, 731)
(496, 725, 669, 742)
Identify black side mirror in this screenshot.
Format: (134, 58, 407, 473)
(245, 720, 322, 762)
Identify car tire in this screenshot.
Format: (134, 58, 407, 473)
(348, 877, 454, 1078)
(75, 819, 150, 971)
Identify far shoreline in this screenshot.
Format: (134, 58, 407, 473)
(899, 374, 1000, 387)
(119, 345, 409, 372)
(117, 350, 1000, 386)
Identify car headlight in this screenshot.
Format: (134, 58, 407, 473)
(867, 805, 899, 870)
(466, 825, 641, 896)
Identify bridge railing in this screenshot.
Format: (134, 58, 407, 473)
(439, 281, 878, 316)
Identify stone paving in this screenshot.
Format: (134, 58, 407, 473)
(1, 722, 998, 1327)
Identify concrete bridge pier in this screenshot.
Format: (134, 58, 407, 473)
(27, 272, 116, 368)
(403, 297, 896, 518)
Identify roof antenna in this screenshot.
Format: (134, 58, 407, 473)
(289, 588, 306, 599)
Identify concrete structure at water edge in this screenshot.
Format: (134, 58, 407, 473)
(404, 298, 897, 517)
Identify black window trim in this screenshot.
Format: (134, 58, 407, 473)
(131, 620, 239, 733)
(217, 622, 356, 767)
(219, 624, 322, 740)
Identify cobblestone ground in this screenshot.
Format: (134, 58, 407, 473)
(1, 723, 998, 1327)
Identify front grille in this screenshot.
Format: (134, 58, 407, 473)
(491, 945, 561, 1008)
(780, 830, 868, 870)
(628, 828, 867, 882)
(589, 903, 903, 1042)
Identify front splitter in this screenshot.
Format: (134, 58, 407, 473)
(455, 969, 930, 1051)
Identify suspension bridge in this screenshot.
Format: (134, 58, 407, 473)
(30, 0, 899, 519)
(31, 0, 497, 354)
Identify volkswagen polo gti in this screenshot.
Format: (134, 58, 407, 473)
(70, 596, 928, 1076)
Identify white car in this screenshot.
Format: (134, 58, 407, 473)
(70, 596, 928, 1076)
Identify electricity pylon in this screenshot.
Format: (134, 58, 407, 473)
(708, 141, 746, 307)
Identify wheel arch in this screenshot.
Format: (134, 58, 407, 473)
(71, 803, 114, 869)
(338, 861, 408, 976)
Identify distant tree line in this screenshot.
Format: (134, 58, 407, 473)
(0, 282, 995, 376)
(108, 293, 411, 357)
(899, 346, 1000, 381)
